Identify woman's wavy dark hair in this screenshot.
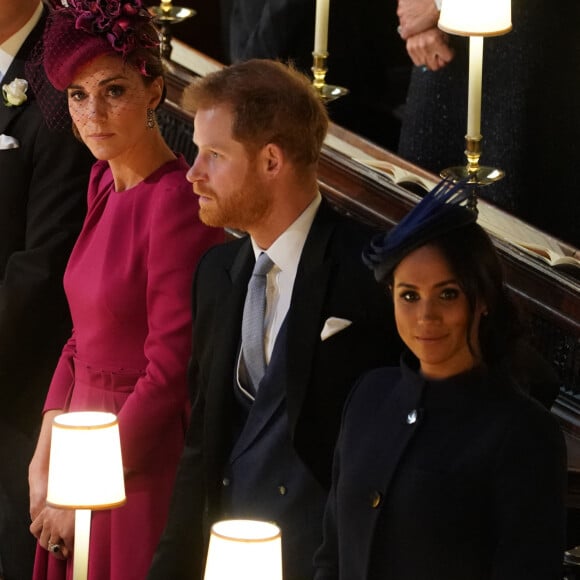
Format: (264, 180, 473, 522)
(424, 222, 522, 375)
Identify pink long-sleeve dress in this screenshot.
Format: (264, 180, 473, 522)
(33, 156, 223, 580)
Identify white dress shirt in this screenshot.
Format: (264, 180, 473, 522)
(250, 192, 322, 364)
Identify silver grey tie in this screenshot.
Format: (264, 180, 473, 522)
(241, 252, 274, 392)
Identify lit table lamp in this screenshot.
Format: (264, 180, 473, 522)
(204, 519, 283, 580)
(149, 0, 196, 59)
(438, 0, 512, 185)
(311, 0, 348, 102)
(46, 412, 126, 580)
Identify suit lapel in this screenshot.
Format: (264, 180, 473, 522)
(205, 241, 254, 428)
(285, 202, 336, 431)
(211, 240, 254, 380)
(0, 58, 26, 135)
(357, 366, 424, 578)
(0, 9, 46, 135)
(364, 370, 424, 492)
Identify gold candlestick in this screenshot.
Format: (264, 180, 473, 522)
(437, 0, 511, 189)
(440, 135, 504, 186)
(311, 52, 349, 103)
(149, 0, 196, 59)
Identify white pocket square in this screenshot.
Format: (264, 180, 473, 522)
(0, 134, 19, 149)
(320, 317, 352, 341)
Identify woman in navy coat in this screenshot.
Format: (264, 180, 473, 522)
(314, 180, 567, 579)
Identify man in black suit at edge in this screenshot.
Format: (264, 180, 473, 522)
(148, 59, 401, 580)
(0, 1, 93, 577)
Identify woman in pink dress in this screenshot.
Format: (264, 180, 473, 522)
(27, 2, 223, 578)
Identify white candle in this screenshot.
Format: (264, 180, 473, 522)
(314, 0, 330, 54)
(466, 35, 483, 139)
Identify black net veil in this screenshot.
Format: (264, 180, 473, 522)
(25, 33, 73, 131)
(26, 0, 162, 132)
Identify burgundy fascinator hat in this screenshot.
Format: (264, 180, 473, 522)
(43, 0, 159, 91)
(362, 178, 478, 283)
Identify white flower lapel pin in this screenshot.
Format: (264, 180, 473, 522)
(2, 78, 28, 108)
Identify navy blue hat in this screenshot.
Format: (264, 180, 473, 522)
(363, 178, 478, 282)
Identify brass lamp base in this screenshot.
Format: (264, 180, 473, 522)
(440, 165, 504, 185)
(149, 5, 196, 59)
(440, 135, 504, 186)
(311, 52, 349, 103)
(148, 5, 196, 24)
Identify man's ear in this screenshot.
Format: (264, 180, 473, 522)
(261, 143, 284, 176)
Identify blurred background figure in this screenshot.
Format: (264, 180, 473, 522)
(0, 0, 93, 578)
(397, 0, 580, 247)
(142, 0, 407, 145)
(27, 1, 222, 579)
(221, 0, 411, 151)
(168, 0, 579, 246)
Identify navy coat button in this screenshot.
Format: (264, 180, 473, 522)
(370, 491, 382, 508)
(406, 409, 418, 424)
(278, 485, 287, 496)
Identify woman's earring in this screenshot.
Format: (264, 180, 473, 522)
(146, 108, 156, 129)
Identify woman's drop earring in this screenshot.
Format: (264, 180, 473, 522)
(146, 108, 156, 129)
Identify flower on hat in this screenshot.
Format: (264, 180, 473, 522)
(67, 0, 158, 57)
(2, 78, 28, 107)
(41, 0, 160, 92)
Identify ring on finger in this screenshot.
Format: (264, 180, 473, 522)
(48, 541, 61, 554)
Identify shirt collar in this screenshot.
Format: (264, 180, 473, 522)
(0, 2, 43, 80)
(250, 191, 322, 275)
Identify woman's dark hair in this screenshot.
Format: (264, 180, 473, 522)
(126, 20, 167, 107)
(427, 222, 522, 374)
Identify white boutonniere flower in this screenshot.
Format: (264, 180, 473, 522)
(2, 78, 28, 107)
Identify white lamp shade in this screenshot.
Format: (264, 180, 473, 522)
(438, 0, 512, 36)
(46, 412, 126, 510)
(204, 520, 283, 580)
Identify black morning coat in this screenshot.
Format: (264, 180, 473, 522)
(148, 200, 403, 579)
